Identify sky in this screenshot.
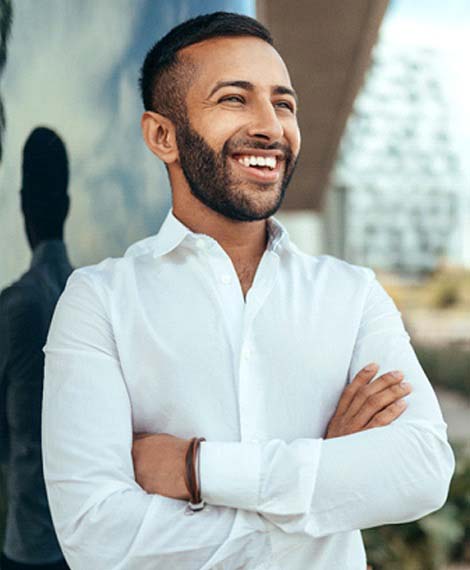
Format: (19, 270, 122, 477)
(384, 0, 470, 174)
(0, 0, 468, 287)
(383, 0, 470, 265)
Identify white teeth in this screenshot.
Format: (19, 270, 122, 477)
(266, 157, 276, 169)
(237, 155, 278, 169)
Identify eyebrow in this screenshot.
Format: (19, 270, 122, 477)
(208, 80, 298, 103)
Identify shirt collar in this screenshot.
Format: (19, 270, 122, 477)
(124, 209, 291, 259)
(266, 216, 290, 253)
(124, 210, 190, 259)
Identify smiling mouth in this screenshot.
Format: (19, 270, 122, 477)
(230, 152, 283, 183)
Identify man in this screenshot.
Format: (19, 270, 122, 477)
(0, 127, 72, 569)
(42, 12, 454, 570)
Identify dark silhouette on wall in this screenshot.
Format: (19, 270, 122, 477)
(0, 127, 72, 570)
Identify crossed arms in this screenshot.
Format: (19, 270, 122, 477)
(42, 272, 455, 569)
(132, 364, 414, 502)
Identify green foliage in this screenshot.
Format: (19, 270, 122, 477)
(364, 442, 470, 569)
(431, 282, 460, 309)
(416, 345, 470, 401)
(447, 443, 470, 562)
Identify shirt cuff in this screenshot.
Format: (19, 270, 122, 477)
(199, 441, 261, 510)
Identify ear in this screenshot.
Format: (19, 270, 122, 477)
(141, 111, 179, 164)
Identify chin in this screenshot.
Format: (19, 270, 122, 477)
(243, 202, 283, 221)
(245, 189, 283, 214)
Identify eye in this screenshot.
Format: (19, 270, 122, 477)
(218, 95, 245, 105)
(274, 100, 295, 112)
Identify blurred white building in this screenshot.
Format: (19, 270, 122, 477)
(326, 42, 468, 273)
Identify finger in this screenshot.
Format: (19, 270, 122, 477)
(363, 399, 407, 430)
(334, 363, 379, 416)
(347, 370, 404, 418)
(352, 382, 412, 427)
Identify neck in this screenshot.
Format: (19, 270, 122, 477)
(171, 173, 268, 265)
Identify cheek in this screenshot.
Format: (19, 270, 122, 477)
(286, 122, 301, 155)
(194, 112, 240, 141)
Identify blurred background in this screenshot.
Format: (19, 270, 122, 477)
(0, 1, 469, 568)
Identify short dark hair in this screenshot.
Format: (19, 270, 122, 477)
(139, 11, 274, 122)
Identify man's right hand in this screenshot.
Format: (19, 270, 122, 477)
(325, 363, 412, 439)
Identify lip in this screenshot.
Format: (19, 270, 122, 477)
(231, 148, 285, 159)
(230, 155, 282, 183)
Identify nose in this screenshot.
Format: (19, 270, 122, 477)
(246, 99, 284, 142)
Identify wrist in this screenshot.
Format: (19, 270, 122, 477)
(184, 437, 206, 511)
(176, 439, 192, 500)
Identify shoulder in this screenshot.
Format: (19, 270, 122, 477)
(287, 249, 375, 288)
(282, 250, 380, 314)
(68, 255, 134, 288)
(68, 232, 160, 297)
(316, 254, 374, 284)
(60, 254, 141, 316)
(0, 280, 42, 321)
(309, 255, 375, 279)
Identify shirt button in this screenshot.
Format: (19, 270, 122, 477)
(221, 274, 232, 285)
(195, 238, 206, 250)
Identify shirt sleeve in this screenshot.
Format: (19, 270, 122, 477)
(42, 271, 267, 570)
(200, 274, 455, 536)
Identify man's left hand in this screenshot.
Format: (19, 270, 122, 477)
(132, 433, 190, 500)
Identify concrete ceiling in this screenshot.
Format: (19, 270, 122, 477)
(257, 0, 389, 210)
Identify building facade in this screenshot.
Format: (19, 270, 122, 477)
(327, 42, 467, 273)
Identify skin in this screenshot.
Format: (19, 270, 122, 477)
(325, 364, 412, 438)
(134, 36, 412, 500)
(141, 36, 300, 297)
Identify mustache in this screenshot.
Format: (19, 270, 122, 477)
(222, 138, 292, 161)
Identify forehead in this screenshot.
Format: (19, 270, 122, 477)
(181, 36, 292, 95)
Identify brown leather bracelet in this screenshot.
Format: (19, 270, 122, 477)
(184, 437, 206, 510)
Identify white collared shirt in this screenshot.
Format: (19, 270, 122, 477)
(42, 210, 454, 570)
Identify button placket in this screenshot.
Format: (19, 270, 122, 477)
(239, 252, 279, 443)
(196, 241, 245, 402)
(238, 336, 263, 442)
(238, 254, 280, 444)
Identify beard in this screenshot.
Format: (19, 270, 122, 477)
(174, 116, 298, 222)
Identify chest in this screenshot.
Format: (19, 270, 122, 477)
(236, 261, 258, 298)
(111, 257, 360, 443)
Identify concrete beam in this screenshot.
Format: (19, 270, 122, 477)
(257, 0, 389, 210)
